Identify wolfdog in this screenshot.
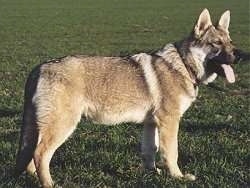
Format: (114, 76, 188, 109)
(16, 9, 238, 187)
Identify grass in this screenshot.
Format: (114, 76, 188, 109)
(0, 0, 249, 187)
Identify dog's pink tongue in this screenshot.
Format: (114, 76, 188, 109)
(221, 64, 235, 83)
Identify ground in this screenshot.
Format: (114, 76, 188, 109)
(0, 0, 249, 187)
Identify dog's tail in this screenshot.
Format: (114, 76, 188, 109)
(15, 101, 39, 177)
(15, 68, 40, 177)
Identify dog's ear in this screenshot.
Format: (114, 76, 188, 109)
(218, 10, 230, 32)
(194, 8, 212, 38)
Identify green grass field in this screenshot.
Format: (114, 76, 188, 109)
(0, 0, 249, 187)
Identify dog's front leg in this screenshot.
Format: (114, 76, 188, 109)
(141, 119, 160, 173)
(158, 115, 196, 181)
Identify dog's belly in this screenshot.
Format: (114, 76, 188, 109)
(82, 103, 150, 125)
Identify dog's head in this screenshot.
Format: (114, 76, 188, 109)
(189, 9, 236, 84)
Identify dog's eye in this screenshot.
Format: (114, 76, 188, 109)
(214, 40, 223, 45)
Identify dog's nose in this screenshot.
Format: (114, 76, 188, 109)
(233, 48, 250, 63)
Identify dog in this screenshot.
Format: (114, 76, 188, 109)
(16, 9, 238, 187)
(233, 48, 250, 63)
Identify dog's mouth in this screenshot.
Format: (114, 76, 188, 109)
(207, 61, 235, 83)
(206, 50, 236, 83)
(220, 64, 235, 83)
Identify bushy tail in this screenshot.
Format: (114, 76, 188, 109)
(15, 65, 41, 177)
(15, 103, 38, 176)
(15, 148, 34, 176)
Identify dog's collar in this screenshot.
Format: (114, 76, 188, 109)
(182, 62, 199, 86)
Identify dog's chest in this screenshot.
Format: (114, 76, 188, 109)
(178, 92, 197, 116)
(179, 95, 194, 115)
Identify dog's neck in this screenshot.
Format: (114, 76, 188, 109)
(189, 47, 207, 64)
(174, 38, 207, 85)
(155, 43, 198, 86)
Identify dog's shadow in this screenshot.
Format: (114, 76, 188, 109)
(1, 165, 39, 188)
(0, 109, 21, 118)
(178, 121, 234, 167)
(182, 121, 231, 133)
(6, 119, 234, 186)
(0, 129, 40, 188)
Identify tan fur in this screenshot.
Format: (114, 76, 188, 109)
(16, 9, 236, 187)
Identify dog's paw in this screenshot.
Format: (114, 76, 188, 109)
(155, 167, 162, 174)
(183, 173, 196, 181)
(171, 172, 196, 181)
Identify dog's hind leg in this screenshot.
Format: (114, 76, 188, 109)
(34, 124, 76, 188)
(141, 116, 160, 173)
(33, 86, 82, 188)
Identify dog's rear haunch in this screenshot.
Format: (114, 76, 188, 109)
(16, 9, 239, 187)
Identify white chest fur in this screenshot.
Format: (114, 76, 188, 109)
(179, 94, 195, 116)
(189, 47, 206, 79)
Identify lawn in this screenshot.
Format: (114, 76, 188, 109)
(0, 0, 249, 187)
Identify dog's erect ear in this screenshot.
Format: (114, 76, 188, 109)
(218, 10, 230, 32)
(194, 9, 212, 38)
